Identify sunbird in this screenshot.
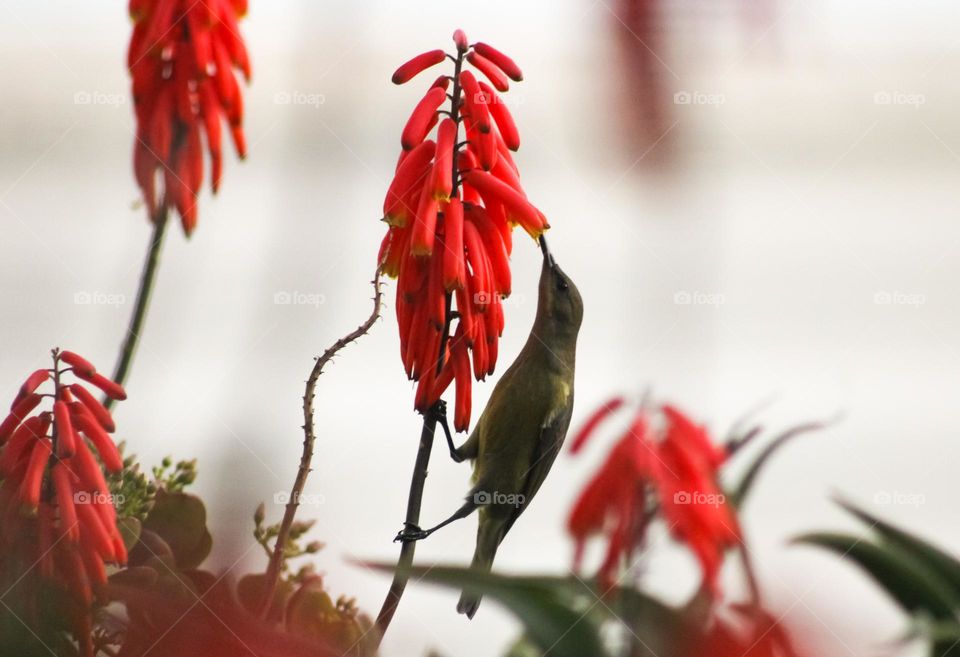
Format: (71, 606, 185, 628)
(397, 240, 584, 618)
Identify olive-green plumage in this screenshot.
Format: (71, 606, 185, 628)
(452, 254, 584, 618)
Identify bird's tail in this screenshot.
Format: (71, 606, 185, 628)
(457, 515, 505, 619)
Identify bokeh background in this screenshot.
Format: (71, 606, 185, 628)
(2, 1, 959, 655)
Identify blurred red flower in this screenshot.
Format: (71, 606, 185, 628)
(568, 398, 740, 593)
(378, 29, 548, 432)
(128, 0, 250, 235)
(0, 350, 128, 657)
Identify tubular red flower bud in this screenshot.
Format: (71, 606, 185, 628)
(76, 502, 117, 562)
(77, 535, 109, 588)
(467, 51, 510, 93)
(410, 185, 439, 256)
(465, 205, 511, 296)
(72, 370, 127, 401)
(453, 29, 469, 52)
(485, 330, 499, 376)
(383, 139, 436, 226)
(479, 81, 521, 151)
(111, 532, 129, 565)
(486, 200, 513, 255)
(392, 49, 447, 85)
(462, 170, 545, 238)
(427, 246, 446, 331)
(430, 359, 456, 402)
(54, 401, 77, 459)
(462, 220, 492, 307)
(72, 439, 110, 497)
(491, 152, 524, 194)
(442, 198, 465, 290)
(456, 289, 475, 339)
(71, 408, 123, 473)
(459, 70, 491, 134)
(52, 464, 80, 541)
(431, 118, 456, 200)
(471, 317, 489, 380)
(452, 342, 472, 431)
(473, 42, 523, 82)
(379, 226, 410, 279)
(401, 86, 447, 150)
(0, 393, 42, 444)
(62, 546, 93, 605)
(20, 438, 52, 509)
(458, 148, 479, 175)
(38, 506, 55, 578)
(68, 384, 116, 433)
(19, 369, 50, 400)
(570, 397, 626, 453)
(59, 351, 96, 378)
(475, 128, 498, 172)
(414, 360, 438, 413)
(403, 302, 428, 380)
(2, 414, 51, 476)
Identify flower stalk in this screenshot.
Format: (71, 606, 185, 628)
(258, 273, 384, 618)
(105, 208, 169, 411)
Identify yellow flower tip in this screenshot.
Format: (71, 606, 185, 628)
(382, 214, 408, 229)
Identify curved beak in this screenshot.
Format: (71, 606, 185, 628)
(539, 235, 556, 269)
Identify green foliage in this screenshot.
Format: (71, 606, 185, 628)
(108, 442, 158, 522)
(139, 489, 213, 570)
(367, 563, 608, 657)
(253, 502, 324, 583)
(728, 421, 828, 509)
(152, 455, 197, 493)
(108, 445, 198, 523)
(795, 500, 960, 657)
(283, 577, 378, 657)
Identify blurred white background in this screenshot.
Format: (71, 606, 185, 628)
(3, 1, 960, 655)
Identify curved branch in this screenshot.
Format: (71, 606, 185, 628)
(258, 271, 384, 618)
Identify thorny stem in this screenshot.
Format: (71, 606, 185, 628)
(258, 272, 384, 619)
(374, 48, 466, 644)
(105, 210, 170, 411)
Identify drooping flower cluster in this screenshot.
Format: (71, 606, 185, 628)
(128, 0, 250, 235)
(567, 398, 740, 592)
(378, 29, 548, 432)
(0, 350, 128, 657)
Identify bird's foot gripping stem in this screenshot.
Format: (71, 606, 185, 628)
(394, 523, 429, 543)
(432, 400, 463, 463)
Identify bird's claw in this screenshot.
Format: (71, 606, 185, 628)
(394, 523, 429, 543)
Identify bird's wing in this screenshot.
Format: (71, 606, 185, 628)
(501, 388, 575, 537)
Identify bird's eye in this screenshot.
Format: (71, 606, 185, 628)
(556, 279, 569, 292)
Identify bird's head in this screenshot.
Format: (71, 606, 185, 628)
(536, 237, 583, 336)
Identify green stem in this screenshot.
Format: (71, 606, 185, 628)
(105, 211, 169, 410)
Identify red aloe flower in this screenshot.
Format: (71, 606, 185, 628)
(567, 398, 740, 594)
(0, 349, 128, 657)
(378, 30, 547, 432)
(128, 0, 250, 235)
